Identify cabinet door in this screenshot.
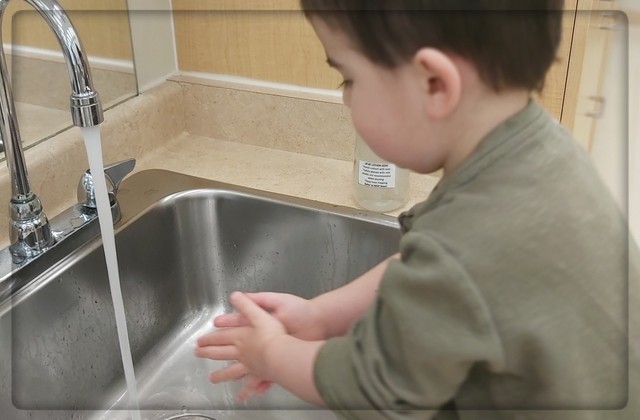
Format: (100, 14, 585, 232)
(562, 0, 617, 151)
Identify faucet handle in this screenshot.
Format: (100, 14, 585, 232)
(104, 158, 136, 192)
(78, 158, 136, 209)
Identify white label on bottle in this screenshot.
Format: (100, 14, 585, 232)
(358, 160, 396, 188)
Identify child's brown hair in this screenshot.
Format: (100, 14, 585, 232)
(300, 0, 563, 92)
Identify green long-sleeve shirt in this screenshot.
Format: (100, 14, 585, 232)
(314, 100, 639, 419)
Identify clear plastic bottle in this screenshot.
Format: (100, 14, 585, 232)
(352, 134, 410, 212)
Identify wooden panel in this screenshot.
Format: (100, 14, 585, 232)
(172, 0, 341, 88)
(562, 0, 616, 150)
(172, 0, 300, 11)
(173, 0, 577, 120)
(3, 0, 132, 60)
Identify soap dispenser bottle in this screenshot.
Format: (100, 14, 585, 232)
(352, 133, 410, 212)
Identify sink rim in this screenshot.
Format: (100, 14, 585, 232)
(117, 169, 400, 229)
(1, 169, 400, 314)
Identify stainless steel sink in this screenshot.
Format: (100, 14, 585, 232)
(0, 169, 401, 420)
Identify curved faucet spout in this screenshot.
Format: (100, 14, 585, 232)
(0, 0, 104, 261)
(25, 0, 104, 127)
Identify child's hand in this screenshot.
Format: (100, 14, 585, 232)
(196, 291, 287, 383)
(213, 292, 326, 341)
(236, 374, 272, 401)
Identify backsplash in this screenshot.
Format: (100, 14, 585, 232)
(175, 74, 355, 162)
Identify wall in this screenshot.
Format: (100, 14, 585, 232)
(171, 0, 578, 122)
(3, 0, 132, 60)
(172, 0, 341, 89)
(3, 1, 583, 133)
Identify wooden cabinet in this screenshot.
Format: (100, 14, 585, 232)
(172, 0, 609, 138)
(561, 0, 619, 151)
(172, 0, 341, 89)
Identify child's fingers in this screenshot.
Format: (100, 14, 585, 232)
(209, 361, 249, 384)
(229, 292, 273, 328)
(213, 312, 248, 328)
(196, 327, 241, 347)
(254, 379, 273, 394)
(194, 344, 238, 360)
(236, 375, 273, 401)
(214, 293, 292, 328)
(244, 292, 290, 312)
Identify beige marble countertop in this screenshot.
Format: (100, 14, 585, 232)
(134, 132, 440, 217)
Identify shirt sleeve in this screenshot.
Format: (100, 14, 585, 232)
(313, 231, 505, 419)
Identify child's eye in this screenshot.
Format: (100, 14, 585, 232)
(338, 79, 353, 89)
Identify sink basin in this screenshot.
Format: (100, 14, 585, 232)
(0, 169, 401, 420)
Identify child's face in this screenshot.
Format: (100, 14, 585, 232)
(310, 17, 449, 173)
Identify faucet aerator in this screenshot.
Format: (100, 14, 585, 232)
(71, 92, 104, 127)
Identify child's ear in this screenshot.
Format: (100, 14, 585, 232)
(412, 48, 462, 119)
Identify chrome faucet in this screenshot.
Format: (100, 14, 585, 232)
(0, 0, 103, 262)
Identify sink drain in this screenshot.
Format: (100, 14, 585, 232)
(164, 414, 216, 420)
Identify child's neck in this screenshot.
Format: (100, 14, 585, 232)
(441, 89, 530, 178)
